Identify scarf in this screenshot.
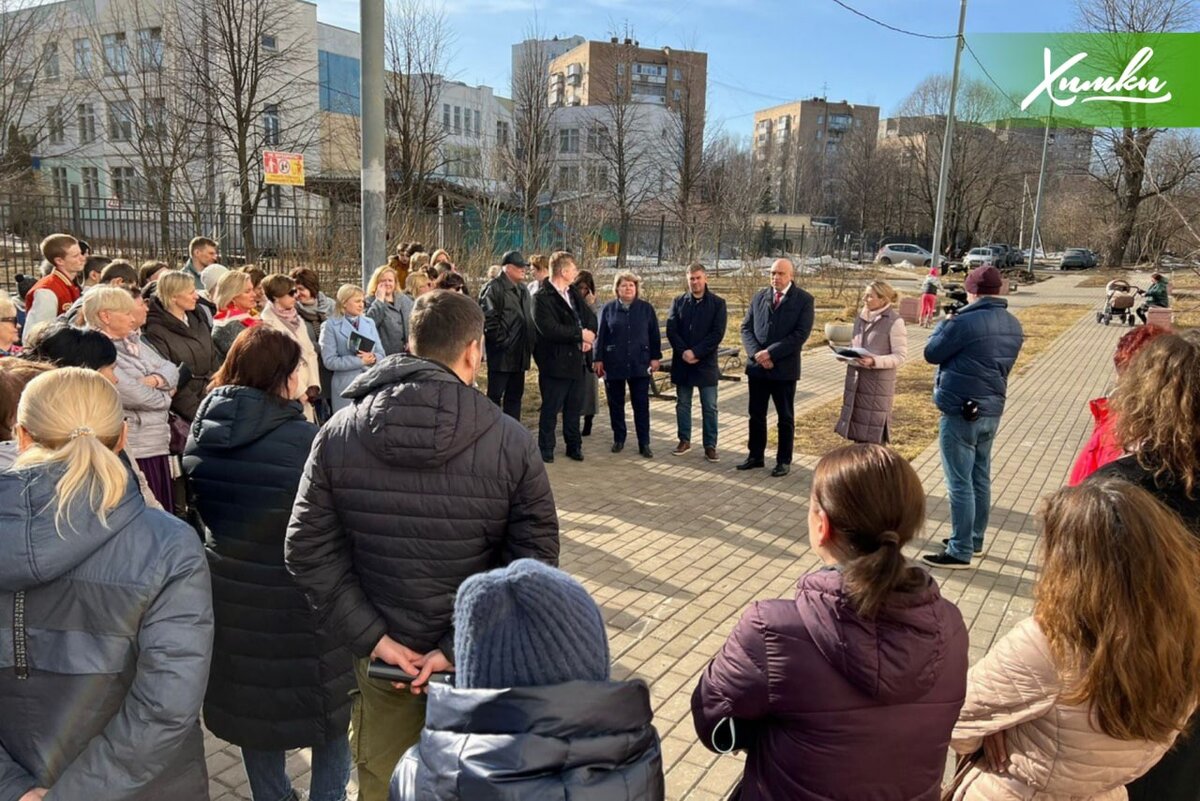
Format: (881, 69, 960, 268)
(271, 302, 303, 334)
(215, 307, 256, 328)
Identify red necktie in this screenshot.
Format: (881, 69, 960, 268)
(772, 290, 782, 310)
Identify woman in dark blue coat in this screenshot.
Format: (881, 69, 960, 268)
(183, 326, 354, 801)
(594, 272, 662, 458)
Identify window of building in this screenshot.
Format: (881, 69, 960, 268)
(557, 164, 579, 190)
(136, 27, 163, 70)
(81, 167, 99, 202)
(44, 42, 60, 80)
(443, 103, 451, 131)
(559, 127, 579, 154)
(143, 97, 166, 138)
(77, 103, 96, 143)
(816, 114, 824, 124)
(261, 34, 277, 51)
(586, 125, 610, 153)
(263, 104, 280, 146)
(587, 163, 608, 190)
(51, 167, 68, 200)
(102, 32, 127, 75)
(496, 120, 509, 146)
(616, 63, 625, 76)
(317, 50, 361, 116)
(453, 106, 461, 134)
(74, 38, 92, 75)
(473, 110, 481, 139)
(672, 88, 681, 102)
(816, 129, 823, 140)
(110, 166, 137, 201)
(107, 101, 134, 141)
(673, 67, 682, 82)
(265, 184, 282, 209)
(48, 105, 65, 145)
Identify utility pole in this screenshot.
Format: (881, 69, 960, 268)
(929, 0, 968, 270)
(1028, 110, 1053, 278)
(360, 0, 386, 287)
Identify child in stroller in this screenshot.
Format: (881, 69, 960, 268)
(1097, 279, 1138, 326)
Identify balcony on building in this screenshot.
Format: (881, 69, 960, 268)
(566, 63, 582, 86)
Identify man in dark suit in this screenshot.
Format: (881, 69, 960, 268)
(738, 259, 815, 477)
(480, 250, 535, 420)
(666, 263, 728, 462)
(533, 251, 597, 463)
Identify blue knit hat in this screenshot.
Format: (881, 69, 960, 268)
(453, 559, 610, 689)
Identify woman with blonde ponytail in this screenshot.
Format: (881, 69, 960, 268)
(692, 444, 969, 800)
(0, 368, 213, 801)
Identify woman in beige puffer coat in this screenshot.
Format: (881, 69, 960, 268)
(949, 478, 1200, 800)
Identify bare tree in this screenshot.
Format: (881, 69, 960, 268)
(175, 0, 318, 257)
(832, 123, 889, 245)
(502, 26, 557, 248)
(660, 49, 709, 260)
(701, 135, 765, 270)
(591, 31, 663, 268)
(894, 75, 1020, 253)
(80, 0, 205, 256)
(0, 0, 72, 189)
(1077, 0, 1198, 265)
(383, 0, 452, 228)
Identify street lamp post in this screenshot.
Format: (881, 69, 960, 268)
(360, 0, 386, 287)
(929, 0, 968, 271)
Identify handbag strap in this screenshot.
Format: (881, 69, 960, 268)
(940, 750, 982, 801)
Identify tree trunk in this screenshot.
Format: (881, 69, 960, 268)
(1104, 129, 1148, 268)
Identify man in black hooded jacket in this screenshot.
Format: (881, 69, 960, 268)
(285, 290, 560, 801)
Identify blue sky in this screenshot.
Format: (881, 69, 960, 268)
(317, 0, 1080, 139)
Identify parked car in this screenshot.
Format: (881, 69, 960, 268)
(1059, 248, 1098, 269)
(875, 243, 933, 266)
(964, 247, 1002, 269)
(984, 244, 1016, 267)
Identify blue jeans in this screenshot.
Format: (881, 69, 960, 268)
(939, 413, 1001, 561)
(676, 384, 719, 448)
(241, 732, 352, 801)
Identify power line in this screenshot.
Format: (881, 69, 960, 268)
(962, 38, 1023, 112)
(709, 77, 794, 103)
(827, 0, 958, 40)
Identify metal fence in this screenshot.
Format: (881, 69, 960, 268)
(0, 193, 849, 293)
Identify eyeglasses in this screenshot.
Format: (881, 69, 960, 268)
(0, 317, 16, 324)
(287, 288, 299, 297)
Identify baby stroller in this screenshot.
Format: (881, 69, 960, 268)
(1097, 279, 1138, 326)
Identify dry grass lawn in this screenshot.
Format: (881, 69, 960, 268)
(789, 304, 1091, 461)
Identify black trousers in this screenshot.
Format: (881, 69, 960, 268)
(538, 373, 584, 456)
(747, 377, 797, 465)
(487, 367, 526, 421)
(605, 376, 651, 447)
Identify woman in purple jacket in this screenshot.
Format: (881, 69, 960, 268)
(692, 444, 969, 800)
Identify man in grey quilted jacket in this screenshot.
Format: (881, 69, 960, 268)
(286, 290, 560, 801)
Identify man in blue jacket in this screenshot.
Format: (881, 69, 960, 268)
(666, 263, 727, 462)
(922, 265, 1023, 569)
(738, 259, 815, 478)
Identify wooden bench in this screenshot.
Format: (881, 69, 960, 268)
(649, 346, 742, 401)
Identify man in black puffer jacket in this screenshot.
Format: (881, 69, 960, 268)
(286, 290, 560, 801)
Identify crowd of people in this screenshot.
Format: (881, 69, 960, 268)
(0, 231, 1198, 801)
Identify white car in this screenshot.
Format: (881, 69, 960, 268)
(875, 243, 933, 266)
(964, 247, 999, 269)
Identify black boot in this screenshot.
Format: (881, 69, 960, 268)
(582, 415, 593, 437)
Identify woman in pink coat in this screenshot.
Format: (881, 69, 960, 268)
(950, 478, 1200, 800)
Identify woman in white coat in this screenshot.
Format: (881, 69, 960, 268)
(259, 274, 322, 422)
(948, 478, 1200, 800)
(319, 284, 386, 416)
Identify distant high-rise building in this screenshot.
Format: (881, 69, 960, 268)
(511, 35, 585, 95)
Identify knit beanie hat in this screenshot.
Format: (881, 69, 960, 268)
(200, 264, 229, 298)
(454, 559, 610, 689)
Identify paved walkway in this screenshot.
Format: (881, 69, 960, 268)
(204, 274, 1123, 801)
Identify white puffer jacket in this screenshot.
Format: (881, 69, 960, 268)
(951, 617, 1177, 800)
